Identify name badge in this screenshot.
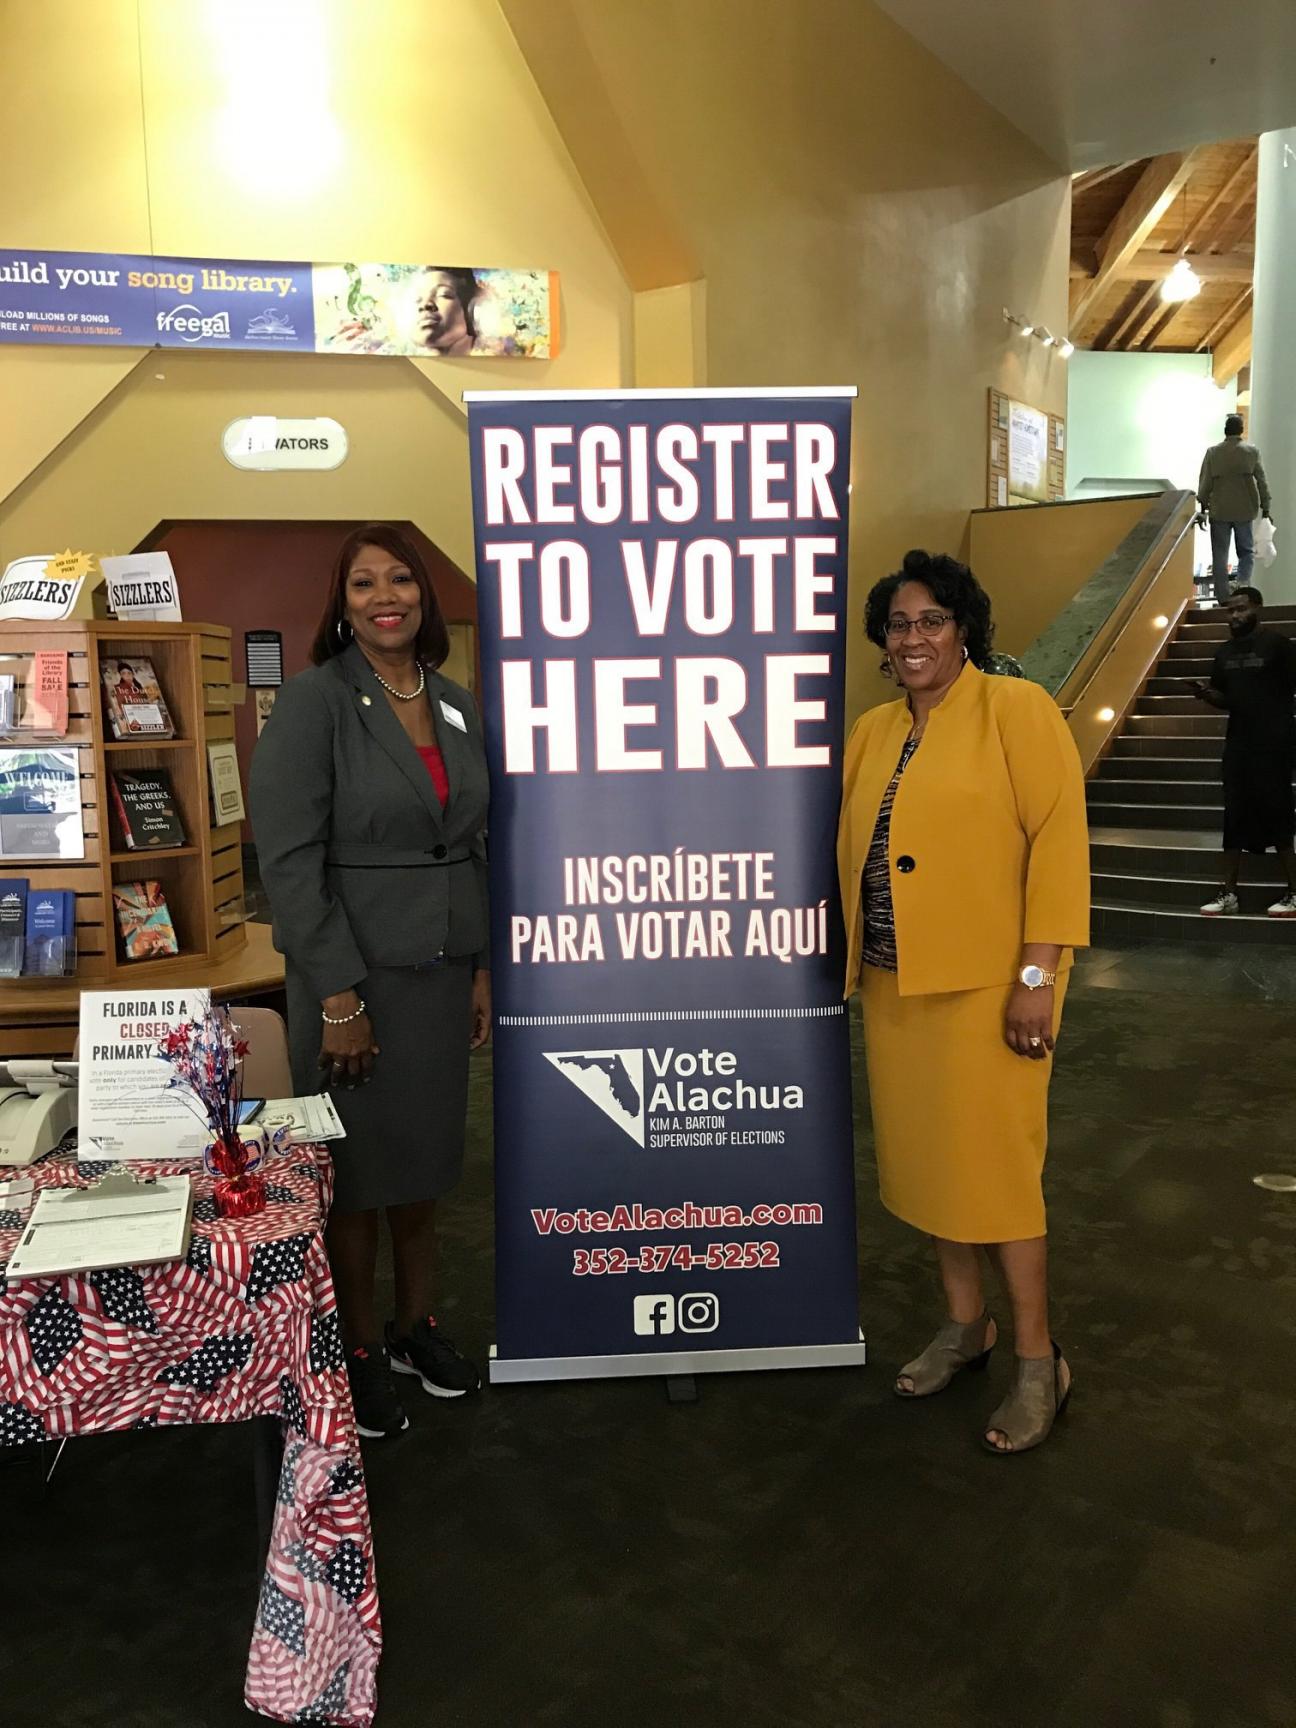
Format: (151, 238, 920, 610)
(439, 700, 467, 733)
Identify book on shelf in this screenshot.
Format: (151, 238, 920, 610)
(100, 656, 174, 740)
(109, 767, 186, 851)
(112, 879, 180, 962)
(0, 746, 85, 859)
(206, 739, 246, 824)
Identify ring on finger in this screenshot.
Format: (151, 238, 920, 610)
(1029, 1036, 1043, 1049)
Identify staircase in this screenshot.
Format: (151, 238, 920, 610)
(1087, 604, 1296, 945)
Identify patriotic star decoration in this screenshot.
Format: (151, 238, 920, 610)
(324, 1539, 367, 1604)
(245, 1233, 313, 1305)
(329, 1459, 364, 1496)
(24, 1288, 83, 1374)
(89, 1267, 159, 1333)
(308, 1308, 344, 1373)
(0, 1400, 45, 1446)
(156, 1332, 253, 1393)
(277, 1440, 303, 1508)
(257, 1575, 307, 1657)
(297, 1661, 350, 1722)
(279, 1373, 308, 1436)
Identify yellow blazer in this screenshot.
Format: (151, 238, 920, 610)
(837, 665, 1090, 997)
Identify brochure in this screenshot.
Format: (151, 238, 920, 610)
(0, 747, 85, 859)
(206, 739, 246, 824)
(261, 1093, 348, 1144)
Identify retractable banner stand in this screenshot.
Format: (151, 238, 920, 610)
(467, 387, 866, 1383)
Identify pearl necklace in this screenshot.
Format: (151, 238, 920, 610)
(371, 663, 426, 703)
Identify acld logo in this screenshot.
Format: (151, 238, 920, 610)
(156, 304, 231, 343)
(631, 1292, 720, 1336)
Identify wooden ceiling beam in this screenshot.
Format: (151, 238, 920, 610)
(1212, 308, 1253, 386)
(1072, 161, 1136, 196)
(1070, 248, 1254, 283)
(1195, 287, 1253, 355)
(1186, 145, 1257, 252)
(1069, 149, 1205, 329)
(1097, 281, 1162, 350)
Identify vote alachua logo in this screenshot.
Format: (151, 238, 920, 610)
(544, 1048, 645, 1146)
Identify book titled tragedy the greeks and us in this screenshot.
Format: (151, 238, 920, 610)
(109, 768, 186, 851)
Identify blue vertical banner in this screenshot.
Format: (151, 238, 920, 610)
(467, 388, 865, 1382)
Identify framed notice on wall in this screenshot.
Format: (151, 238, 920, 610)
(987, 389, 1065, 508)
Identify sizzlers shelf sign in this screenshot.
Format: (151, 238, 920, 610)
(467, 387, 866, 1381)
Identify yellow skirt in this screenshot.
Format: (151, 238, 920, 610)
(860, 966, 1069, 1244)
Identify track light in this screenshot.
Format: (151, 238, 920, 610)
(1058, 339, 1075, 359)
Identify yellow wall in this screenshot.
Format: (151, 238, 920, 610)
(2, 0, 1077, 723)
(0, 0, 633, 567)
(503, 0, 1072, 716)
(967, 495, 1152, 658)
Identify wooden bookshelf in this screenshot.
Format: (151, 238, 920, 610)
(0, 619, 248, 1000)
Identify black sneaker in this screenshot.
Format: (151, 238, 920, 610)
(386, 1316, 481, 1398)
(346, 1343, 410, 1439)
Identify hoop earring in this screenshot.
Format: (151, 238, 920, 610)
(336, 618, 353, 646)
(961, 645, 969, 663)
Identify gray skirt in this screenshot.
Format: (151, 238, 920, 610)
(286, 957, 473, 1214)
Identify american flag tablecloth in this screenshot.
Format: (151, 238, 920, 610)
(0, 1146, 381, 1727)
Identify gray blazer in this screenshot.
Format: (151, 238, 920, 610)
(249, 642, 490, 1001)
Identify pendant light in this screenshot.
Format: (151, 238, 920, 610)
(1161, 187, 1202, 303)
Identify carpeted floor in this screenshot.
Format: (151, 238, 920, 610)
(6, 946, 1295, 1728)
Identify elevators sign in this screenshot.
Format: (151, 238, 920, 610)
(222, 416, 348, 471)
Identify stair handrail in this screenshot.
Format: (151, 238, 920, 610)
(1020, 489, 1198, 709)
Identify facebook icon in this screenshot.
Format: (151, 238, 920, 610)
(633, 1294, 676, 1336)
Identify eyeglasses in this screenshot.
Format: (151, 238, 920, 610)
(884, 611, 955, 639)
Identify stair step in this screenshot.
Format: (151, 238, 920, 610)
(1111, 735, 1223, 760)
(1093, 871, 1290, 913)
(1093, 898, 1296, 947)
(1098, 758, 1227, 782)
(1185, 604, 1296, 624)
(1090, 835, 1284, 883)
(1126, 714, 1226, 738)
(1135, 695, 1229, 715)
(1086, 799, 1220, 829)
(1088, 777, 1221, 807)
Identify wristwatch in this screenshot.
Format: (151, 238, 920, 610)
(1019, 964, 1057, 990)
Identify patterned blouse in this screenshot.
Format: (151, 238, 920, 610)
(861, 737, 921, 974)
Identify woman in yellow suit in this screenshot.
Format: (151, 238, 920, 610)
(838, 550, 1089, 1455)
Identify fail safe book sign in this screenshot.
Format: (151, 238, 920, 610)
(467, 386, 866, 1382)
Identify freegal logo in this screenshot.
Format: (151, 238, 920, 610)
(546, 1045, 803, 1146)
(156, 304, 231, 343)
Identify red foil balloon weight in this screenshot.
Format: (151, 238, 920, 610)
(205, 1135, 266, 1218)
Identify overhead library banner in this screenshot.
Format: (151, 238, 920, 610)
(0, 250, 557, 357)
(467, 386, 865, 1383)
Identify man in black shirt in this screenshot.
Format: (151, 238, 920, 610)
(1193, 586, 1296, 917)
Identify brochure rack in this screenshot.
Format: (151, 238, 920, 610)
(0, 620, 247, 1018)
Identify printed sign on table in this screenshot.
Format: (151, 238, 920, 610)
(468, 386, 865, 1381)
(78, 989, 211, 1161)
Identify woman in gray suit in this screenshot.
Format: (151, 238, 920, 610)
(250, 523, 490, 1439)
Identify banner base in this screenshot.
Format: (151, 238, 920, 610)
(489, 1333, 867, 1385)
